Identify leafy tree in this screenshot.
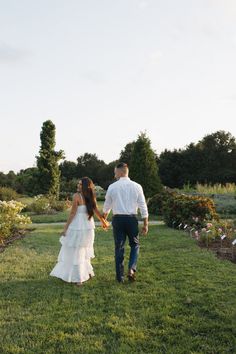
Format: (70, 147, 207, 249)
(36, 120, 64, 199)
(0, 171, 17, 189)
(197, 131, 236, 184)
(98, 160, 118, 189)
(130, 132, 162, 198)
(76, 153, 106, 185)
(158, 149, 185, 188)
(59, 161, 77, 181)
(159, 131, 236, 188)
(15, 168, 39, 196)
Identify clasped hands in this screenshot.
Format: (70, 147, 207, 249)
(101, 215, 110, 231)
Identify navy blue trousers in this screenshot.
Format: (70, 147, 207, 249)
(112, 215, 140, 282)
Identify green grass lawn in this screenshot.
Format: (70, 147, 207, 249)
(28, 210, 70, 223)
(27, 203, 158, 224)
(0, 225, 236, 354)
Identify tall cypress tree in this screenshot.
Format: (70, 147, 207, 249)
(119, 141, 135, 166)
(130, 132, 162, 198)
(36, 120, 64, 199)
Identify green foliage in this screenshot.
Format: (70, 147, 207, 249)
(29, 195, 51, 214)
(0, 187, 18, 201)
(15, 167, 40, 196)
(59, 155, 115, 190)
(119, 141, 135, 166)
(130, 132, 162, 198)
(97, 160, 117, 189)
(0, 170, 16, 189)
(180, 183, 236, 217)
(95, 185, 106, 201)
(162, 192, 219, 227)
(76, 153, 106, 186)
(28, 195, 69, 214)
(59, 160, 77, 181)
(50, 198, 71, 212)
(148, 189, 175, 215)
(199, 220, 236, 245)
(59, 178, 78, 198)
(159, 130, 236, 188)
(0, 201, 31, 243)
(36, 120, 64, 199)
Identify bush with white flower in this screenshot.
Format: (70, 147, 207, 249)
(95, 185, 106, 201)
(0, 200, 32, 244)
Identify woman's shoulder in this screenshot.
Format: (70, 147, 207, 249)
(73, 192, 85, 205)
(72, 193, 80, 203)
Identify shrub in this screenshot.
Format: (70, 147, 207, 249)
(28, 195, 70, 214)
(95, 185, 106, 201)
(59, 191, 73, 201)
(29, 195, 51, 214)
(0, 187, 19, 201)
(0, 200, 31, 244)
(162, 192, 219, 228)
(148, 189, 175, 215)
(50, 199, 70, 212)
(199, 220, 236, 245)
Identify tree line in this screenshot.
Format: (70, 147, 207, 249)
(1, 121, 236, 199)
(158, 131, 236, 188)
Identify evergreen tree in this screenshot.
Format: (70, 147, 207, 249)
(36, 120, 64, 198)
(119, 141, 135, 166)
(130, 132, 162, 198)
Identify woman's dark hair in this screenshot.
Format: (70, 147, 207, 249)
(80, 177, 97, 220)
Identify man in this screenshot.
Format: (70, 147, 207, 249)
(103, 162, 148, 283)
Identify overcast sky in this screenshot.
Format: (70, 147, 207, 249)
(1, 0, 236, 172)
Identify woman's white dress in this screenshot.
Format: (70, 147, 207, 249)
(50, 205, 95, 283)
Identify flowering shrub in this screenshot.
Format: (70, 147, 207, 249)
(162, 192, 219, 227)
(30, 195, 51, 214)
(0, 200, 31, 244)
(199, 220, 236, 245)
(95, 185, 106, 201)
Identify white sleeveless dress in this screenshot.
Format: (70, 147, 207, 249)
(50, 205, 95, 283)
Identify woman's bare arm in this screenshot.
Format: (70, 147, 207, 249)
(94, 205, 109, 229)
(62, 194, 78, 235)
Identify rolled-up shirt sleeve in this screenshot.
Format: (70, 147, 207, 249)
(137, 186, 149, 218)
(103, 187, 112, 214)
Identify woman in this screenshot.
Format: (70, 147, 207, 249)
(50, 177, 109, 286)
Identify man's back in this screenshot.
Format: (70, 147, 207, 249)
(104, 177, 148, 217)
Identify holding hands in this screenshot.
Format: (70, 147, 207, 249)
(100, 217, 110, 231)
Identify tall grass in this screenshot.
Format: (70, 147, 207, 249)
(183, 183, 236, 195)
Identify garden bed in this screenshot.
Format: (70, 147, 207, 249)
(197, 238, 236, 263)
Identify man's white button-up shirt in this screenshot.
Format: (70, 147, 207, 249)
(103, 177, 148, 218)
